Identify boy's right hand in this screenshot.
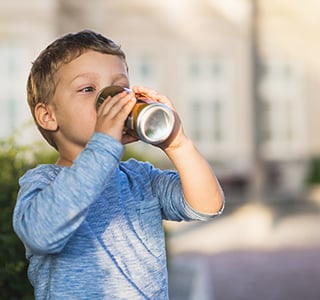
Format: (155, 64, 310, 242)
(95, 90, 138, 144)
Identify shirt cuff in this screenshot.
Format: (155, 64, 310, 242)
(182, 196, 225, 221)
(87, 132, 124, 161)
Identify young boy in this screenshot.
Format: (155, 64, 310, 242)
(13, 30, 224, 299)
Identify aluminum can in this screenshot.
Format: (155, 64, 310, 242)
(96, 86, 175, 144)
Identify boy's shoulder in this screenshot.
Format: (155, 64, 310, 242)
(119, 159, 177, 184)
(119, 158, 158, 175)
(19, 164, 63, 186)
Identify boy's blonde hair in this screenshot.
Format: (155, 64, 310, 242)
(27, 29, 127, 149)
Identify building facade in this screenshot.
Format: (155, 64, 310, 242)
(1, 0, 319, 200)
(0, 0, 58, 142)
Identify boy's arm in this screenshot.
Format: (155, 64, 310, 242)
(164, 137, 224, 214)
(13, 133, 123, 254)
(132, 86, 224, 215)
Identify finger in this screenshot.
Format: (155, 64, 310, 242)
(97, 91, 128, 116)
(95, 91, 136, 141)
(98, 91, 136, 121)
(132, 86, 159, 100)
(132, 85, 174, 109)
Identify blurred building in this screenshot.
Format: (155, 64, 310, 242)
(0, 0, 57, 142)
(1, 0, 319, 202)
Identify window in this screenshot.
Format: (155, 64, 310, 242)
(0, 44, 30, 138)
(259, 59, 306, 159)
(212, 99, 222, 142)
(191, 100, 202, 141)
(128, 53, 160, 89)
(190, 98, 224, 144)
(261, 99, 271, 142)
(188, 54, 224, 83)
(183, 53, 234, 158)
(140, 60, 151, 79)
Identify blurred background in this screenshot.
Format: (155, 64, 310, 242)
(1, 0, 320, 299)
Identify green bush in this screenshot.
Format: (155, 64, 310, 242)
(306, 157, 320, 185)
(0, 136, 57, 299)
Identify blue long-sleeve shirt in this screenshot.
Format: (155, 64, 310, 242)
(13, 133, 223, 299)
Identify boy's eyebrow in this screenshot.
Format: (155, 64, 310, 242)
(110, 73, 130, 85)
(70, 72, 100, 83)
(70, 72, 129, 85)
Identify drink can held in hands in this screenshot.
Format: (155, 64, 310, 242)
(96, 85, 175, 145)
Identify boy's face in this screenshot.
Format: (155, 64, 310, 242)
(49, 50, 129, 151)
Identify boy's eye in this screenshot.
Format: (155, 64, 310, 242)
(81, 86, 95, 93)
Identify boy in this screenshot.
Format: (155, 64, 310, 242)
(13, 30, 224, 299)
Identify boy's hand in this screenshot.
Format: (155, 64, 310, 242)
(95, 90, 138, 144)
(131, 86, 188, 150)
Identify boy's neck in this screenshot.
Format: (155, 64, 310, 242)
(56, 157, 74, 166)
(55, 142, 84, 166)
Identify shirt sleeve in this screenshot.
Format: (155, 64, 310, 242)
(138, 161, 224, 222)
(13, 133, 123, 255)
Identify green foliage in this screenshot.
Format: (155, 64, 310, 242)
(122, 145, 149, 162)
(122, 144, 169, 169)
(0, 136, 57, 299)
(306, 157, 320, 185)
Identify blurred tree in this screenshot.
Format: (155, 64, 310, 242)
(305, 156, 320, 205)
(0, 136, 57, 300)
(306, 157, 320, 186)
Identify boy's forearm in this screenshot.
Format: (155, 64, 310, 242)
(164, 138, 224, 214)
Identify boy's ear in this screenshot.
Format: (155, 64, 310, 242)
(34, 103, 58, 131)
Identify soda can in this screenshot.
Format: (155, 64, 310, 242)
(96, 85, 175, 145)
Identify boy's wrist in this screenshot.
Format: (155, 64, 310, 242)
(89, 132, 124, 160)
(163, 135, 194, 157)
